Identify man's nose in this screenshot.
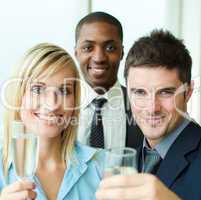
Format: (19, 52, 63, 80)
(146, 94, 161, 113)
(92, 47, 107, 63)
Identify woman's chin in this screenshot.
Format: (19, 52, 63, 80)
(34, 121, 63, 138)
(38, 129, 62, 139)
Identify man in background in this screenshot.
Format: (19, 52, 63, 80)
(96, 30, 201, 199)
(74, 12, 143, 149)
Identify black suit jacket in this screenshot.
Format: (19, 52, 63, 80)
(136, 121, 201, 200)
(121, 86, 143, 149)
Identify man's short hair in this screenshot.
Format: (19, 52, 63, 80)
(75, 11, 123, 43)
(124, 29, 192, 85)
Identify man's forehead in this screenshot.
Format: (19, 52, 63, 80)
(127, 67, 182, 88)
(78, 22, 121, 40)
(131, 85, 178, 92)
(80, 21, 117, 30)
(78, 39, 117, 46)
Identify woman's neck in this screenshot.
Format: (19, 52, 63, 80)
(38, 136, 65, 169)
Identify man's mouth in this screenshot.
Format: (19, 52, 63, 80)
(89, 66, 108, 76)
(145, 116, 166, 125)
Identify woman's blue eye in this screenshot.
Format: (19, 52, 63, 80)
(59, 87, 69, 96)
(30, 85, 45, 94)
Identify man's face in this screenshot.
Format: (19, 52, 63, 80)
(75, 22, 123, 93)
(127, 66, 193, 148)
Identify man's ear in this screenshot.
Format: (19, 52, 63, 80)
(120, 45, 124, 60)
(185, 80, 194, 103)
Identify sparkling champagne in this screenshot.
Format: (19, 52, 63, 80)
(11, 120, 39, 179)
(104, 166, 137, 178)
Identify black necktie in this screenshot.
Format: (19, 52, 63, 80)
(89, 98, 107, 148)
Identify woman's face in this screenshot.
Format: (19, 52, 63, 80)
(20, 66, 76, 138)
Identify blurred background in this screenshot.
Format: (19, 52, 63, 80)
(0, 0, 200, 136)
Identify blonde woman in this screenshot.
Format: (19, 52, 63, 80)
(0, 43, 104, 200)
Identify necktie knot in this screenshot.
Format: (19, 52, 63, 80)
(92, 98, 107, 111)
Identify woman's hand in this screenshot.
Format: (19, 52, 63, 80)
(0, 180, 36, 200)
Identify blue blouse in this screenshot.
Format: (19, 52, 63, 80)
(0, 142, 105, 200)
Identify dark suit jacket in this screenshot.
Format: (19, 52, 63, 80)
(137, 121, 201, 200)
(121, 86, 143, 149)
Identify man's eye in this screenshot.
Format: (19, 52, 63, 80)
(133, 89, 147, 97)
(159, 90, 175, 98)
(106, 44, 116, 52)
(30, 85, 45, 94)
(82, 45, 92, 52)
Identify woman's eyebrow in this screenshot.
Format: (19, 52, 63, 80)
(30, 81, 46, 86)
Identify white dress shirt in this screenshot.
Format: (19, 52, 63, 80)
(77, 81, 126, 148)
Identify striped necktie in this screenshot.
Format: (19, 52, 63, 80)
(89, 98, 107, 148)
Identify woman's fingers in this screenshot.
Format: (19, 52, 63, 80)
(3, 180, 35, 193)
(7, 189, 37, 200)
(1, 181, 36, 200)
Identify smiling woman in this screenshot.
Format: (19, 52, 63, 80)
(20, 65, 76, 139)
(0, 43, 105, 200)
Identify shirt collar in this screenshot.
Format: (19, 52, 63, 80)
(80, 80, 121, 109)
(70, 141, 101, 165)
(8, 142, 100, 180)
(143, 117, 190, 159)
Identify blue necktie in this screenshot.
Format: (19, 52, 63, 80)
(143, 149, 161, 173)
(89, 98, 107, 148)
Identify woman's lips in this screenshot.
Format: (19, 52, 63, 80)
(34, 113, 63, 122)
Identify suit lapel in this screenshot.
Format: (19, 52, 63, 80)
(156, 122, 201, 188)
(156, 147, 188, 187)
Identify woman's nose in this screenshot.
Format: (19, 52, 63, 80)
(44, 87, 61, 111)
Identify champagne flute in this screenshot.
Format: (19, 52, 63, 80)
(11, 120, 39, 180)
(104, 147, 137, 178)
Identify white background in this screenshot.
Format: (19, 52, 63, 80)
(0, 0, 200, 135)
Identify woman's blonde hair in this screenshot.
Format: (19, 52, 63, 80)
(2, 43, 80, 175)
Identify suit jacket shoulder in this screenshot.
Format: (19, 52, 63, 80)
(156, 121, 201, 200)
